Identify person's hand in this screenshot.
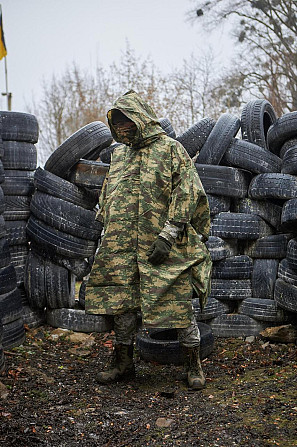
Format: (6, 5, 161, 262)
(146, 236, 172, 265)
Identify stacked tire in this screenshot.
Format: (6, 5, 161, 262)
(264, 112, 297, 318)
(0, 137, 8, 359)
(25, 122, 114, 333)
(0, 317, 4, 372)
(0, 112, 42, 348)
(187, 101, 296, 336)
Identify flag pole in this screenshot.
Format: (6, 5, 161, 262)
(4, 55, 10, 110)
(0, 4, 10, 110)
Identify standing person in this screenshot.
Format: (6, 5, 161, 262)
(85, 90, 212, 390)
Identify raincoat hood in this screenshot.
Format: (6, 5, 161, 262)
(107, 90, 165, 148)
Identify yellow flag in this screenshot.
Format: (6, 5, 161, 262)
(0, 11, 7, 60)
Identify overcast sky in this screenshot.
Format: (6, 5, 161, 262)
(0, 0, 233, 112)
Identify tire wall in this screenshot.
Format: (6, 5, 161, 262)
(0, 112, 40, 349)
(25, 121, 109, 333)
(196, 103, 297, 337)
(3, 108, 297, 339)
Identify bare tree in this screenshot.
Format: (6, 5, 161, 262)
(33, 41, 238, 165)
(189, 0, 297, 115)
(164, 50, 244, 132)
(33, 43, 169, 165)
(33, 64, 105, 165)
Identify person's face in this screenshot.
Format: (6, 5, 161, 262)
(113, 120, 137, 144)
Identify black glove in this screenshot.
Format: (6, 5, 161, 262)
(146, 236, 172, 266)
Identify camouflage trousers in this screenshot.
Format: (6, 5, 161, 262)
(114, 311, 200, 348)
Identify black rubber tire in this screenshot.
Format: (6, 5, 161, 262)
(252, 259, 279, 299)
(44, 122, 112, 179)
(195, 164, 252, 198)
(0, 264, 17, 295)
(241, 99, 277, 149)
(0, 216, 6, 239)
(176, 118, 216, 158)
(238, 298, 288, 323)
(30, 242, 94, 280)
(281, 145, 297, 175)
(5, 220, 28, 245)
(4, 195, 31, 220)
(205, 236, 238, 261)
(286, 238, 297, 271)
(2, 169, 34, 196)
(212, 255, 253, 279)
(280, 138, 297, 159)
(67, 159, 108, 190)
(281, 199, 297, 233)
(0, 140, 3, 157)
(18, 284, 29, 306)
(0, 112, 39, 143)
(2, 141, 37, 170)
(0, 288, 22, 325)
(207, 194, 231, 216)
(34, 167, 97, 210)
(234, 198, 282, 230)
(0, 345, 4, 373)
(278, 259, 297, 287)
(99, 143, 121, 164)
(210, 279, 252, 301)
(78, 278, 88, 309)
(267, 111, 297, 155)
(274, 279, 297, 313)
(244, 234, 291, 259)
(209, 313, 267, 338)
(45, 262, 76, 309)
(0, 186, 4, 214)
(196, 114, 240, 164)
(136, 322, 214, 366)
(210, 212, 273, 240)
(249, 173, 297, 200)
(24, 251, 46, 309)
(0, 238, 11, 268)
(30, 191, 102, 240)
(26, 216, 97, 259)
(9, 244, 29, 286)
(222, 138, 281, 174)
(0, 160, 4, 184)
(2, 318, 25, 349)
(193, 297, 230, 321)
(159, 117, 176, 139)
(46, 308, 113, 333)
(21, 305, 46, 329)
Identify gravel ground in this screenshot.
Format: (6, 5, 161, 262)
(0, 325, 296, 447)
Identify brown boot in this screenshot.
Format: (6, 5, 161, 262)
(183, 346, 206, 390)
(96, 343, 135, 384)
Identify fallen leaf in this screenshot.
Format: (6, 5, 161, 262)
(0, 382, 9, 400)
(156, 417, 174, 428)
(68, 348, 91, 357)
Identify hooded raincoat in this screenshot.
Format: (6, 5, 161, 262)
(85, 91, 212, 328)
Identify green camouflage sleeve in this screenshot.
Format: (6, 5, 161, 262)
(95, 172, 109, 223)
(168, 142, 210, 239)
(191, 193, 211, 241)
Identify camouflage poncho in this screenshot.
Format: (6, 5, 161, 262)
(85, 90, 212, 328)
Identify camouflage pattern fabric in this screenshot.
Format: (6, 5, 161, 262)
(85, 90, 212, 328)
(114, 312, 137, 345)
(177, 314, 201, 348)
(113, 311, 200, 348)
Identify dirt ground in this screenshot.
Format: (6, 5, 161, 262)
(0, 324, 296, 447)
